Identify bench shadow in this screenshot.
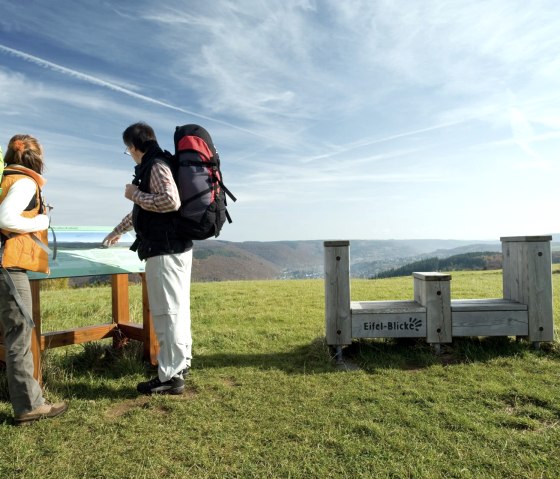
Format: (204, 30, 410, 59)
(341, 335, 559, 372)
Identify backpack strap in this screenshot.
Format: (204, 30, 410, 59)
(0, 169, 54, 258)
(2, 170, 41, 211)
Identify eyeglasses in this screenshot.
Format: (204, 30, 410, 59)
(124, 148, 131, 156)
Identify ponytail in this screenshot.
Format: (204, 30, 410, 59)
(4, 134, 44, 174)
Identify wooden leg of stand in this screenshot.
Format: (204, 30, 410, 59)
(111, 274, 130, 348)
(30, 280, 42, 386)
(141, 273, 158, 365)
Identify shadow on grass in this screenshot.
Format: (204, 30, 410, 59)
(343, 335, 560, 372)
(1, 335, 558, 404)
(191, 335, 560, 374)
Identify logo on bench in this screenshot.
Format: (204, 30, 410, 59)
(363, 317, 423, 332)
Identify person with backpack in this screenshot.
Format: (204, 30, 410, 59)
(103, 122, 192, 395)
(0, 134, 68, 424)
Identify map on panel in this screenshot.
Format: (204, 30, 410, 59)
(28, 226, 144, 279)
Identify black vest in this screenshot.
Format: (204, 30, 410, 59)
(130, 142, 192, 260)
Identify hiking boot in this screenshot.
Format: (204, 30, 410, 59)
(137, 376, 184, 395)
(15, 401, 68, 425)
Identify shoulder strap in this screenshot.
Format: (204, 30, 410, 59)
(2, 169, 44, 212)
(0, 169, 53, 257)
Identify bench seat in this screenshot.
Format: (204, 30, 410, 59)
(451, 299, 528, 337)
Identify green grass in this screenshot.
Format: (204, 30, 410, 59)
(1, 269, 559, 478)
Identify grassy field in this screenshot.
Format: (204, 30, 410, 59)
(1, 268, 559, 478)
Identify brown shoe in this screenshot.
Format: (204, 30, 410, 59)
(15, 401, 68, 425)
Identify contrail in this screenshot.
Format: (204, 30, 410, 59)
(300, 120, 465, 164)
(0, 44, 275, 141)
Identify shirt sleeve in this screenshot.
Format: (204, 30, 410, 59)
(112, 212, 133, 236)
(131, 161, 180, 213)
(0, 178, 50, 233)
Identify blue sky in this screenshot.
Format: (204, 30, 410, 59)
(0, 0, 558, 242)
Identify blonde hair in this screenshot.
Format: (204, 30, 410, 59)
(4, 134, 44, 174)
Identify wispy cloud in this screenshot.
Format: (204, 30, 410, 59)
(0, 44, 280, 142)
(0, 0, 559, 240)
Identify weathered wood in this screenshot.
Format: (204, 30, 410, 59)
(322, 238, 554, 348)
(352, 300, 426, 338)
(413, 272, 452, 282)
(414, 272, 452, 343)
(500, 236, 553, 242)
(451, 299, 528, 336)
(452, 311, 528, 337)
(352, 300, 425, 314)
(451, 299, 527, 311)
(501, 236, 553, 342)
(324, 241, 351, 346)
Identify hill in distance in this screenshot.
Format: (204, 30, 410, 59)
(191, 237, 560, 281)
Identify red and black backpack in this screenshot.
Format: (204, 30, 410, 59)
(172, 124, 236, 240)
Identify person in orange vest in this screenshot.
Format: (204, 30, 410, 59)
(0, 134, 67, 425)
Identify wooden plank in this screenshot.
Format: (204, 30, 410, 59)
(501, 240, 514, 300)
(413, 272, 452, 281)
(352, 311, 427, 338)
(41, 324, 116, 349)
(324, 241, 351, 345)
(452, 310, 528, 337)
(451, 299, 527, 312)
(500, 235, 552, 242)
(118, 323, 144, 342)
(526, 241, 553, 342)
(352, 300, 425, 314)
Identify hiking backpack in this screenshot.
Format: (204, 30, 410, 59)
(172, 124, 236, 240)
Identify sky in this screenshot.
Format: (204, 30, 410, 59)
(0, 0, 558, 243)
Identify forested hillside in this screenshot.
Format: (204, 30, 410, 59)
(374, 252, 503, 279)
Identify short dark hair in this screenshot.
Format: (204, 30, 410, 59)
(122, 122, 157, 152)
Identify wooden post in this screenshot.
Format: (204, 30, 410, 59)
(141, 273, 158, 365)
(111, 274, 130, 348)
(413, 272, 452, 345)
(30, 280, 42, 385)
(501, 236, 553, 343)
(324, 241, 351, 348)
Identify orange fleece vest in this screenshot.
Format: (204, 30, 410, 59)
(0, 166, 49, 273)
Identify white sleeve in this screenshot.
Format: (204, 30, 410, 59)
(0, 178, 50, 233)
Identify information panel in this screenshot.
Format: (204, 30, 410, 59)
(27, 226, 144, 280)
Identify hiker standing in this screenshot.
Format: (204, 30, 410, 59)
(103, 122, 192, 395)
(0, 134, 67, 424)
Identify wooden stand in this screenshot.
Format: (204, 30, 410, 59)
(0, 273, 158, 385)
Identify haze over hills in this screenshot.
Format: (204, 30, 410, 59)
(192, 237, 559, 281)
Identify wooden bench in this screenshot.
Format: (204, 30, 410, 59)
(324, 236, 553, 358)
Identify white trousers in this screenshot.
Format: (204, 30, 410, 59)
(145, 249, 192, 381)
